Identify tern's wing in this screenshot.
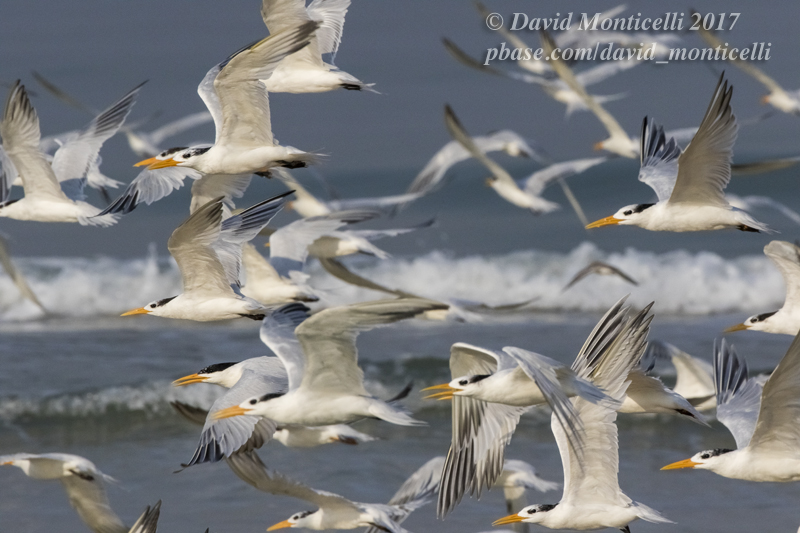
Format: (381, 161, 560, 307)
(213, 22, 316, 147)
(732, 156, 800, 175)
(386, 456, 444, 506)
(171, 401, 209, 425)
(438, 397, 528, 518)
(52, 83, 142, 196)
(638, 117, 681, 203)
(444, 105, 518, 189)
(503, 347, 588, 458)
(127, 501, 161, 533)
(437, 343, 527, 517)
(0, 82, 69, 201)
(59, 470, 128, 533)
(522, 157, 607, 197)
(405, 140, 469, 197)
(327, 193, 425, 212)
(261, 0, 311, 34)
(190, 174, 252, 215)
(317, 257, 414, 298)
(307, 0, 351, 57)
(600, 262, 638, 286)
(346, 219, 435, 242)
(0, 234, 46, 311)
(98, 165, 203, 215)
(295, 298, 445, 395)
(450, 342, 512, 373)
(260, 303, 310, 391)
(558, 305, 651, 508)
(713, 340, 762, 449)
(269, 210, 377, 278)
(553, 394, 626, 509)
(167, 197, 234, 296)
(540, 31, 630, 144)
(562, 263, 596, 291)
(697, 22, 786, 95)
(185, 366, 286, 466)
(672, 351, 716, 402)
(364, 456, 439, 533)
(669, 75, 736, 207)
(226, 450, 356, 511)
(764, 241, 800, 314)
(0, 144, 16, 203)
(570, 296, 630, 380)
(216, 193, 290, 287)
(748, 331, 800, 455)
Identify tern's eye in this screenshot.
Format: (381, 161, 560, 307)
(700, 453, 710, 459)
(528, 509, 536, 514)
(249, 399, 257, 405)
(750, 317, 758, 323)
(459, 379, 468, 386)
(623, 210, 633, 216)
(149, 303, 156, 308)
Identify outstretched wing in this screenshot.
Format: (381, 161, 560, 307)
(764, 241, 800, 315)
(638, 117, 681, 203)
(296, 298, 445, 395)
(713, 340, 762, 449)
(669, 75, 736, 206)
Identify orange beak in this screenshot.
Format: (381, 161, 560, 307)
(593, 141, 605, 151)
(421, 383, 458, 400)
(661, 458, 700, 470)
(121, 307, 150, 316)
(493, 513, 526, 526)
(267, 519, 293, 531)
(724, 323, 748, 333)
(146, 158, 181, 170)
(134, 156, 159, 167)
(210, 405, 249, 420)
(760, 94, 770, 104)
(172, 374, 208, 387)
(585, 216, 621, 229)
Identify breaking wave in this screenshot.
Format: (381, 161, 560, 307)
(0, 242, 784, 321)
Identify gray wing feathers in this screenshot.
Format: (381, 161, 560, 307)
(260, 303, 310, 390)
(638, 117, 681, 203)
(60, 475, 128, 533)
(749, 329, 800, 453)
(0, 234, 46, 311)
(669, 75, 737, 206)
(184, 367, 284, 466)
(437, 397, 527, 517)
(226, 450, 353, 509)
(571, 296, 630, 380)
(127, 501, 161, 533)
(713, 339, 761, 449)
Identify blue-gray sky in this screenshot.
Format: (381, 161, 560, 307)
(1, 1, 798, 256)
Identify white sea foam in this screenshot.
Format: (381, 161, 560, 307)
(0, 242, 785, 321)
(310, 242, 783, 315)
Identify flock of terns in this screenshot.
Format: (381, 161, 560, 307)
(3, 1, 800, 532)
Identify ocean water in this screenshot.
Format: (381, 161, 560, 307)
(3, 0, 800, 532)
